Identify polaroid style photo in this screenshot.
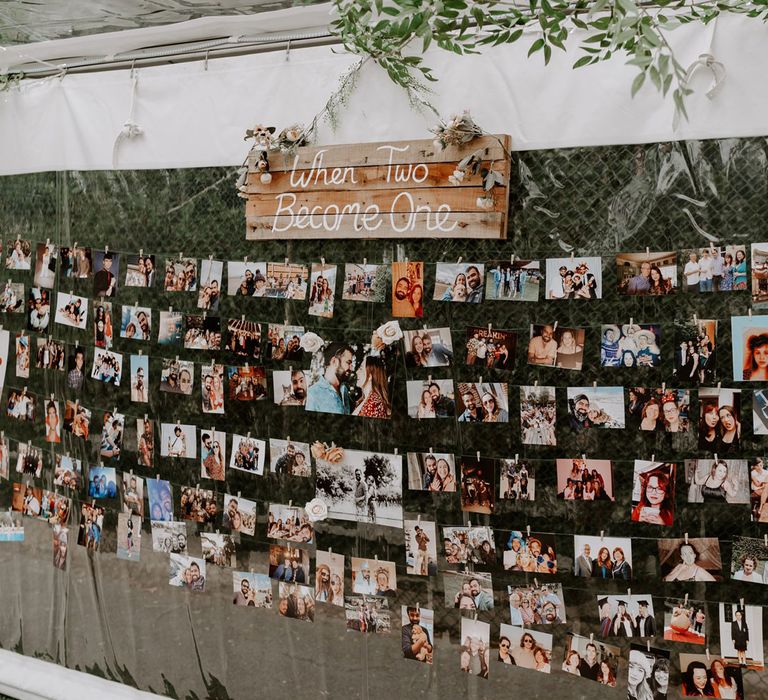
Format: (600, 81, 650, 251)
(33, 242, 57, 288)
(459, 618, 491, 678)
(222, 494, 257, 536)
(567, 386, 625, 430)
(169, 553, 206, 591)
(116, 512, 141, 561)
(93, 250, 120, 297)
(267, 503, 314, 543)
(630, 460, 676, 526)
(685, 458, 750, 505)
(200, 363, 225, 414)
(91, 347, 123, 385)
(163, 257, 198, 292)
(92, 301, 114, 349)
(485, 259, 540, 301)
(498, 625, 553, 672)
(406, 379, 455, 418)
(159, 358, 194, 395)
(506, 582, 566, 625)
(465, 326, 516, 371)
(146, 479, 174, 522)
(659, 537, 722, 582)
(273, 368, 306, 406)
(123, 253, 156, 287)
(502, 531, 558, 574)
(160, 422, 197, 459)
(6, 239, 31, 270)
(197, 259, 223, 311)
(698, 387, 741, 453)
(232, 572, 272, 608)
(499, 458, 535, 501)
(406, 451, 456, 492)
(151, 520, 187, 553)
(391, 261, 424, 318)
(573, 534, 633, 580)
(15, 334, 30, 379)
(265, 262, 309, 299)
(456, 382, 509, 423)
(404, 518, 437, 576)
(54, 292, 88, 329)
(136, 418, 154, 467)
(54, 454, 82, 491)
(404, 327, 454, 368)
(230, 434, 266, 475)
(562, 633, 619, 684)
(183, 314, 221, 351)
(227, 365, 267, 402)
(345, 596, 391, 634)
(616, 250, 677, 295)
(157, 310, 183, 346)
(179, 486, 217, 524)
(0, 282, 24, 314)
(226, 260, 267, 296)
(434, 262, 485, 303)
(341, 263, 384, 302)
(315, 550, 345, 606)
(200, 429, 226, 481)
(201, 532, 236, 568)
(277, 583, 314, 621)
(556, 458, 614, 501)
(307, 262, 337, 318)
(130, 354, 149, 403)
(545, 256, 602, 299)
(119, 305, 152, 341)
(269, 438, 311, 477)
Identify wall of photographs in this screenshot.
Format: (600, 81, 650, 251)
(0, 139, 768, 700)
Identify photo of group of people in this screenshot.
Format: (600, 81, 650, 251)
(226, 365, 266, 401)
(556, 458, 614, 501)
(499, 458, 534, 501)
(663, 597, 706, 644)
(519, 385, 557, 445)
(485, 259, 540, 301)
(673, 319, 717, 384)
(562, 633, 619, 685)
(345, 595, 391, 633)
(545, 257, 602, 299)
(503, 530, 557, 573)
(573, 534, 633, 579)
(277, 582, 315, 622)
(683, 244, 747, 293)
(600, 323, 661, 368)
(341, 263, 384, 302)
(498, 625, 552, 673)
(266, 503, 314, 543)
(465, 326, 516, 370)
(458, 455, 495, 514)
(507, 583, 565, 625)
(442, 526, 496, 568)
(597, 595, 655, 637)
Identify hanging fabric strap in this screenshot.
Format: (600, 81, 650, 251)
(111, 69, 143, 169)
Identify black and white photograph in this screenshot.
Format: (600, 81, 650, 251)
(406, 451, 457, 492)
(403, 327, 454, 367)
(679, 652, 743, 699)
(53, 292, 87, 329)
(485, 259, 540, 301)
(315, 445, 403, 528)
(230, 434, 266, 475)
(406, 379, 455, 418)
(659, 537, 722, 582)
(627, 645, 670, 700)
(404, 518, 437, 576)
(433, 262, 485, 303)
(545, 256, 602, 299)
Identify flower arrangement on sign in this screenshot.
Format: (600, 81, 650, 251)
(432, 111, 507, 211)
(237, 123, 309, 195)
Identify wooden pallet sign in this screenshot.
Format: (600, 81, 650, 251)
(245, 135, 511, 240)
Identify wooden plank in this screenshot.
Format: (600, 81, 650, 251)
(247, 134, 511, 173)
(245, 211, 505, 240)
(245, 161, 496, 193)
(245, 187, 495, 218)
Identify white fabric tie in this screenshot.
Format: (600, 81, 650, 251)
(112, 70, 143, 169)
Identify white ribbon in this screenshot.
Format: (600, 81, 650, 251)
(683, 53, 726, 99)
(111, 70, 143, 169)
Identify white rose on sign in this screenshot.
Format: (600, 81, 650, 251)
(305, 498, 328, 522)
(375, 320, 403, 346)
(299, 332, 324, 354)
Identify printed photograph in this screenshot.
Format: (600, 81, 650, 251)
(404, 518, 437, 576)
(146, 478, 174, 522)
(444, 571, 494, 612)
(458, 455, 495, 514)
(269, 438, 311, 477)
(163, 256, 198, 292)
(77, 503, 105, 551)
(562, 633, 619, 684)
(12, 483, 42, 516)
(264, 262, 309, 299)
(53, 525, 68, 570)
(121, 472, 144, 517)
(6, 239, 31, 270)
(151, 520, 187, 553)
(730, 536, 768, 584)
(391, 261, 424, 318)
(54, 454, 82, 490)
(351, 557, 398, 597)
(32, 242, 57, 287)
(269, 544, 310, 583)
(345, 596, 391, 633)
(718, 602, 764, 670)
(160, 422, 197, 458)
(556, 458, 614, 501)
(124, 253, 156, 287)
(222, 494, 257, 536)
(465, 326, 516, 370)
(6, 388, 35, 422)
(35, 336, 65, 370)
(731, 313, 768, 381)
(53, 292, 87, 329)
(567, 386, 626, 429)
(60, 246, 92, 279)
(502, 530, 558, 573)
(39, 490, 70, 525)
(443, 525, 496, 568)
(179, 486, 217, 524)
(267, 503, 314, 543)
(0, 436, 7, 480)
(159, 358, 194, 395)
(402, 606, 433, 663)
(26, 287, 50, 332)
(599, 323, 661, 368)
(315, 445, 403, 527)
(136, 418, 154, 467)
(93, 301, 114, 348)
(87, 466, 117, 499)
(626, 387, 691, 433)
(14, 442, 43, 477)
(341, 263, 385, 302)
(404, 327, 454, 368)
(226, 260, 267, 296)
(672, 319, 717, 384)
(200, 363, 225, 414)
(197, 259, 223, 311)
(545, 256, 602, 299)
(630, 460, 676, 526)
(0, 281, 24, 314)
(232, 572, 272, 607)
(308, 262, 337, 318)
(91, 347, 123, 385)
(183, 314, 221, 350)
(406, 451, 456, 492)
(627, 646, 670, 700)
(751, 457, 768, 522)
(43, 400, 62, 443)
(664, 596, 707, 646)
(499, 458, 535, 501)
(679, 652, 743, 699)
(93, 250, 120, 297)
(129, 354, 149, 403)
(98, 410, 124, 461)
(698, 387, 741, 454)
(63, 400, 90, 438)
(157, 310, 183, 345)
(116, 512, 141, 561)
(520, 385, 557, 446)
(15, 334, 29, 379)
(682, 245, 747, 292)
(272, 369, 306, 406)
(459, 618, 491, 678)
(315, 550, 345, 606)
(753, 390, 768, 435)
(169, 553, 206, 591)
(406, 379, 455, 418)
(659, 537, 722, 581)
(0, 512, 24, 542)
(485, 259, 540, 301)
(506, 583, 566, 625)
(265, 323, 305, 361)
(685, 458, 750, 504)
(227, 365, 267, 401)
(225, 319, 261, 360)
(456, 382, 509, 423)
(119, 305, 152, 341)
(597, 595, 656, 637)
(229, 571, 275, 610)
(434, 262, 485, 303)
(277, 583, 315, 621)
(528, 323, 585, 370)
(230, 434, 266, 475)
(305, 339, 396, 419)
(200, 429, 226, 481)
(498, 625, 552, 672)
(616, 250, 677, 294)
(573, 534, 633, 579)
(201, 532, 236, 568)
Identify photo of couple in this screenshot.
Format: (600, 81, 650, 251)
(443, 571, 494, 612)
(567, 387, 626, 430)
(456, 382, 509, 423)
(528, 323, 584, 370)
(616, 250, 677, 295)
(698, 388, 741, 454)
(406, 451, 457, 492)
(406, 379, 455, 419)
(403, 327, 454, 367)
(391, 261, 424, 318)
